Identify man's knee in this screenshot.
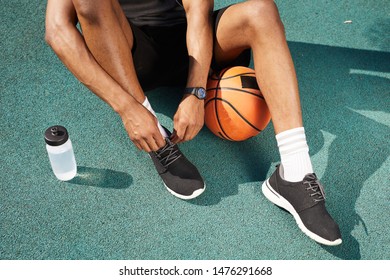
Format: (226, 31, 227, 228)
(72, 0, 113, 24)
(242, 0, 285, 34)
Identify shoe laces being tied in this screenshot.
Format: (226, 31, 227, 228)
(303, 174, 326, 202)
(155, 139, 182, 168)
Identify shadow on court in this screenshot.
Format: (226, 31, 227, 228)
(148, 41, 390, 260)
(69, 166, 133, 189)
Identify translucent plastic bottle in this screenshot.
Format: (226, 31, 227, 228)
(45, 125, 77, 181)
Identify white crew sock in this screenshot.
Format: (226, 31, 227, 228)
(276, 127, 314, 182)
(142, 97, 169, 138)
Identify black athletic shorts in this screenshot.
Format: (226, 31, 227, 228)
(129, 6, 251, 91)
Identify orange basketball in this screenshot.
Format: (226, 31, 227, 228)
(205, 66, 271, 141)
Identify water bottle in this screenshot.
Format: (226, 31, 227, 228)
(44, 125, 77, 181)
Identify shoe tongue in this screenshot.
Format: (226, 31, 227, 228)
(155, 138, 183, 168)
(304, 173, 317, 181)
(303, 173, 326, 201)
(157, 138, 173, 156)
(166, 137, 174, 146)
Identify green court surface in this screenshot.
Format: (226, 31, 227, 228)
(1, 0, 389, 260)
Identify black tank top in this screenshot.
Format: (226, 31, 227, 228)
(119, 0, 186, 27)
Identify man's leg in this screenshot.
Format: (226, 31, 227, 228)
(214, 0, 313, 182)
(214, 0, 301, 134)
(213, 0, 341, 245)
(71, 0, 144, 102)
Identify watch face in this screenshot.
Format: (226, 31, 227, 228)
(198, 88, 206, 99)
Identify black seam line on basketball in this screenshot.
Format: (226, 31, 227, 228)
(220, 72, 256, 80)
(215, 84, 232, 139)
(213, 97, 262, 132)
(206, 87, 265, 100)
(214, 69, 232, 140)
(208, 72, 255, 81)
(218, 131, 232, 140)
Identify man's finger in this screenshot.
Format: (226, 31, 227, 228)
(155, 134, 167, 149)
(183, 126, 198, 142)
(138, 139, 153, 153)
(173, 125, 187, 144)
(134, 141, 143, 151)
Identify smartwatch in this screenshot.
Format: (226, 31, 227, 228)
(184, 87, 207, 100)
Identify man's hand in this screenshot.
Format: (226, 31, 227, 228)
(120, 103, 166, 152)
(171, 94, 205, 143)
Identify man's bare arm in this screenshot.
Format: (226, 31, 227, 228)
(45, 0, 165, 152)
(182, 0, 214, 87)
(172, 0, 214, 143)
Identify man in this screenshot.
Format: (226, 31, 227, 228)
(45, 0, 342, 246)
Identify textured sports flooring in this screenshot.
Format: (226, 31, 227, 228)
(1, 0, 389, 260)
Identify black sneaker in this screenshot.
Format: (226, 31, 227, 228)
(149, 137, 205, 200)
(262, 165, 342, 246)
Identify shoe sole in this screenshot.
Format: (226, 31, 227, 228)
(164, 183, 206, 200)
(262, 179, 342, 246)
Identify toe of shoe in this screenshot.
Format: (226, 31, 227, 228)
(299, 203, 342, 245)
(162, 172, 205, 200)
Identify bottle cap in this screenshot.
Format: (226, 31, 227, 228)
(44, 125, 69, 146)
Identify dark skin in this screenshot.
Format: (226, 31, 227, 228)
(45, 0, 303, 152)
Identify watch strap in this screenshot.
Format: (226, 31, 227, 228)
(184, 87, 206, 99)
